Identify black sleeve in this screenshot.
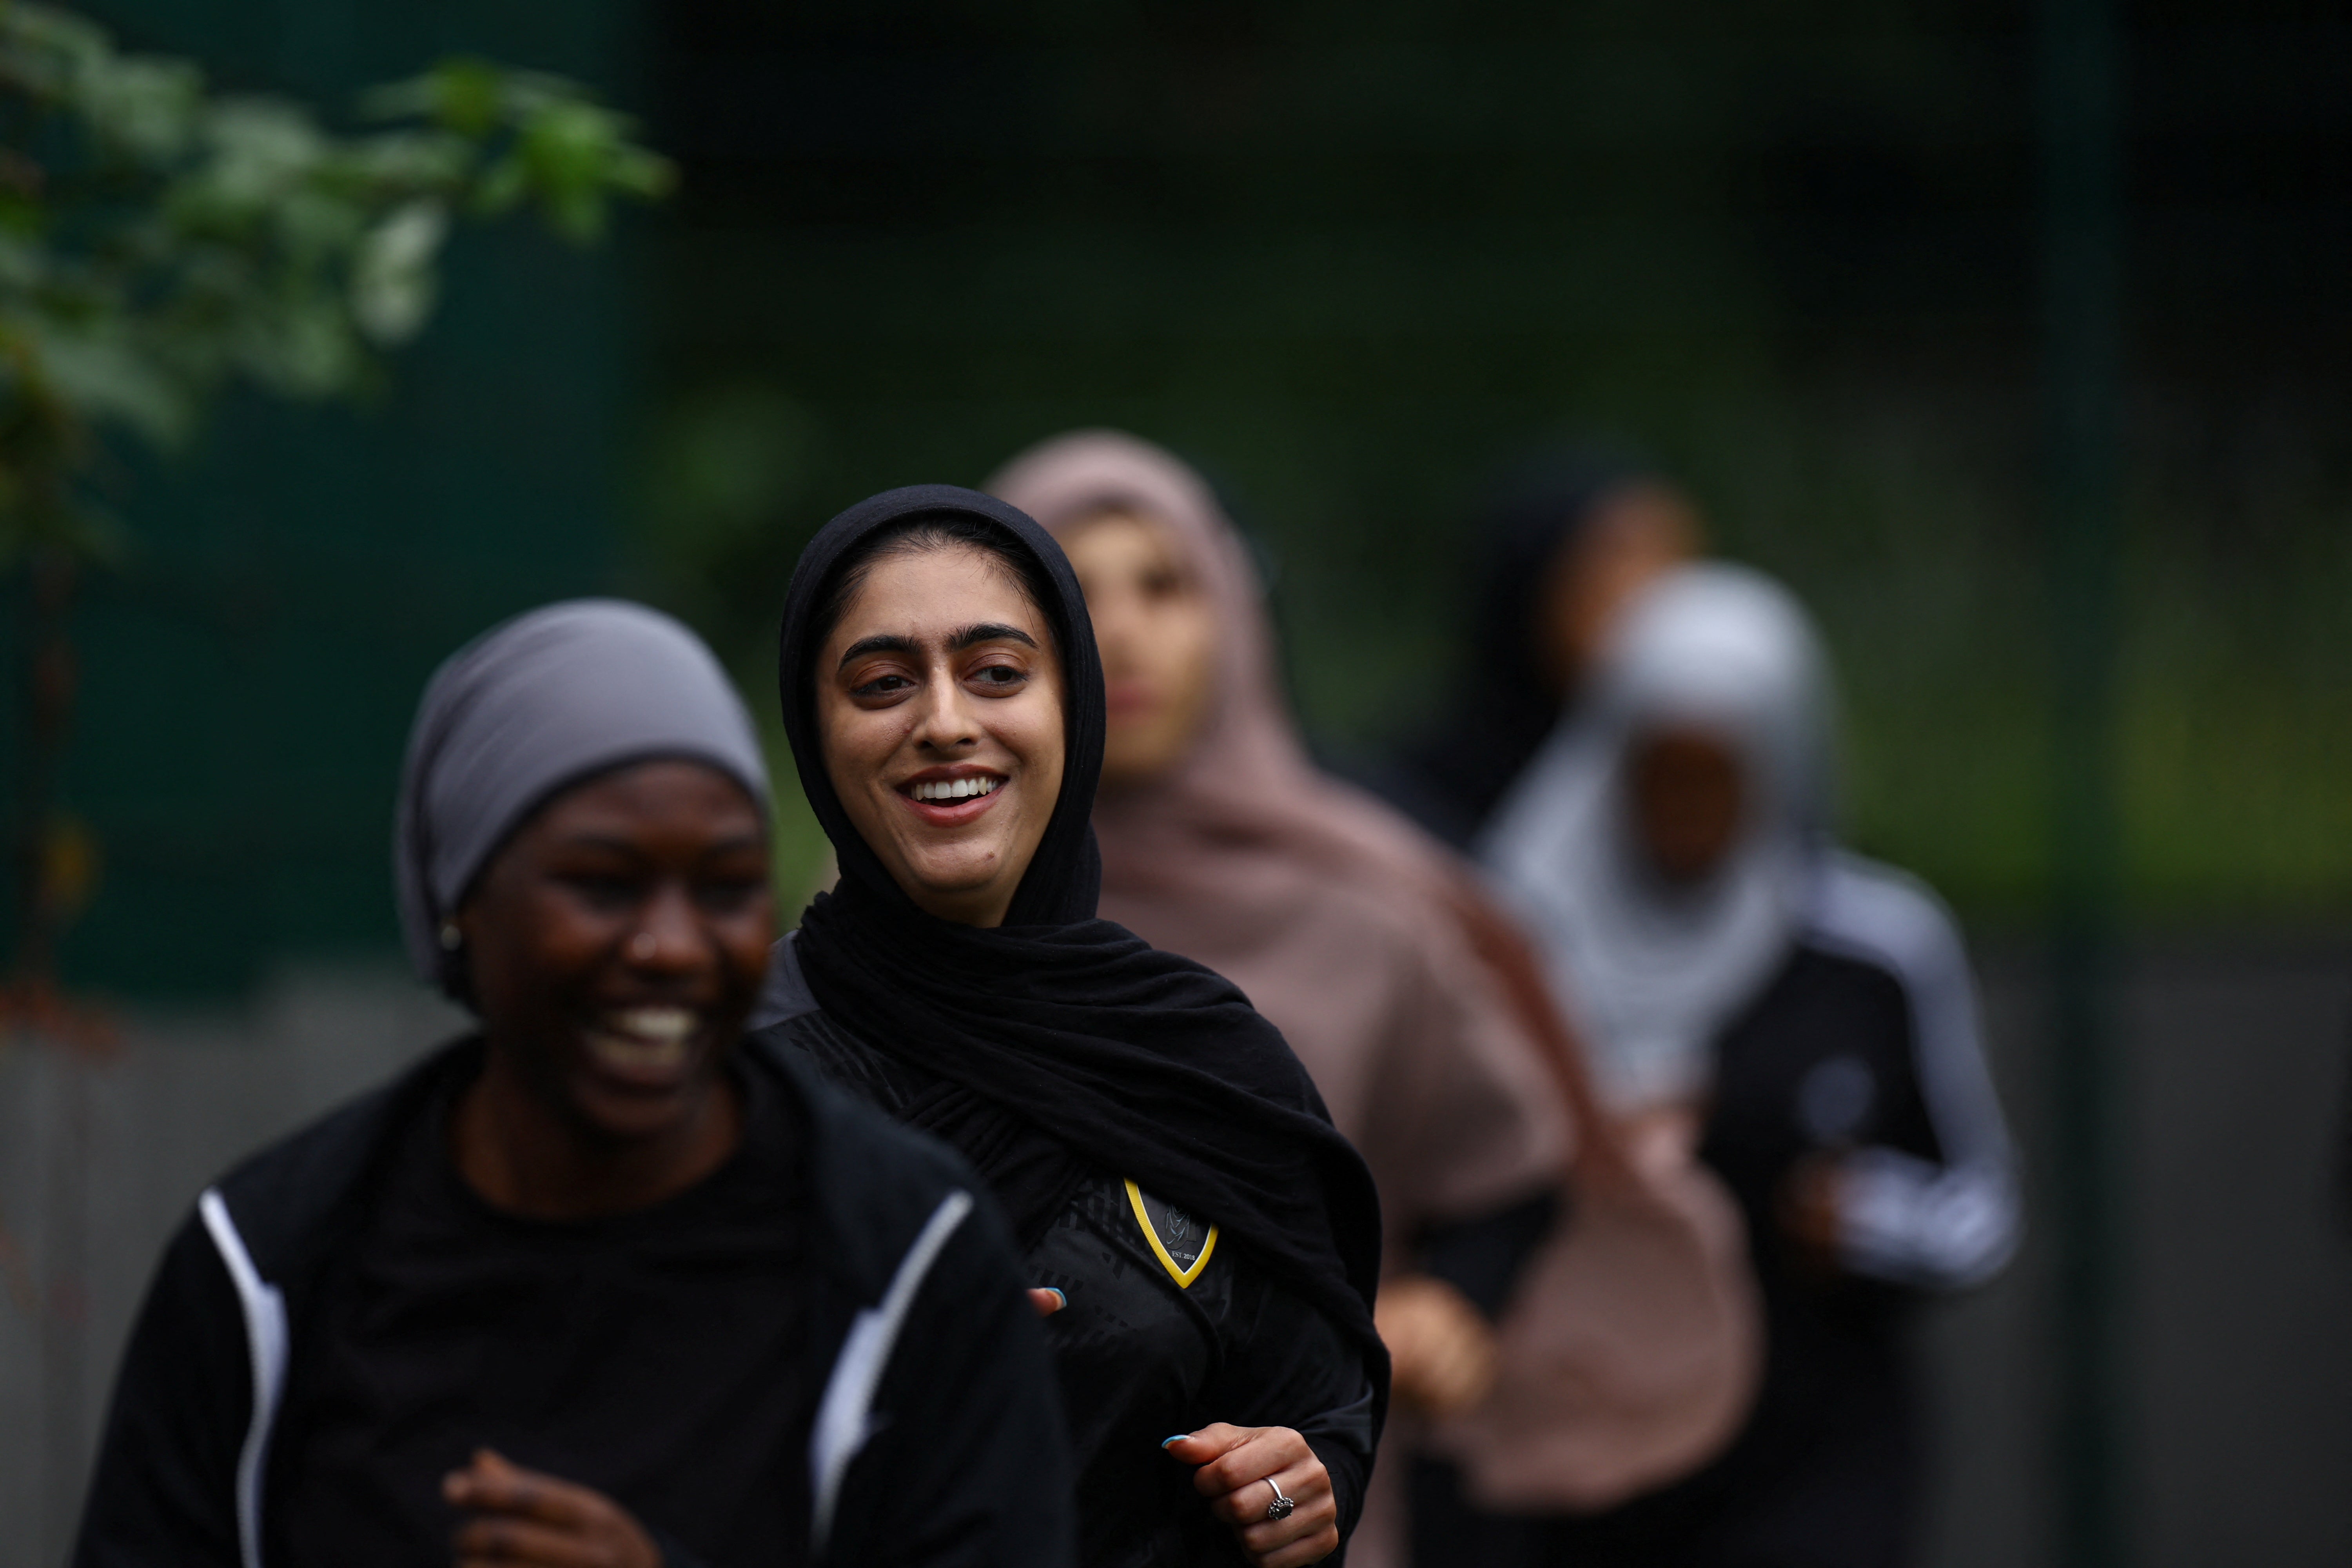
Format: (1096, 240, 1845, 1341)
(1202, 1259, 1380, 1552)
(825, 1193, 1077, 1568)
(73, 1212, 251, 1568)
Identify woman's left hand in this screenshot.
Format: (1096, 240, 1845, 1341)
(1779, 1154, 1850, 1272)
(443, 1448, 662, 1568)
(1163, 1424, 1337, 1568)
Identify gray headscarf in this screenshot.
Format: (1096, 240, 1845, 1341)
(395, 599, 770, 998)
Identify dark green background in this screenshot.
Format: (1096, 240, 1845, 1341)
(24, 0, 2352, 996)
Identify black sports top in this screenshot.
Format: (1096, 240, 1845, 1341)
(267, 1060, 812, 1567)
(761, 1005, 1377, 1568)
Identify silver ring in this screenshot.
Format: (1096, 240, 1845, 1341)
(1264, 1477, 1294, 1521)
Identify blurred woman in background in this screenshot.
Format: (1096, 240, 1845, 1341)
(1483, 564, 2021, 1567)
(1375, 452, 1703, 852)
(753, 485, 1388, 1568)
(989, 432, 1755, 1568)
(78, 601, 1071, 1568)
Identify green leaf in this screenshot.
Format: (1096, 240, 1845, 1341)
(25, 320, 197, 446)
(0, 13, 674, 576)
(359, 55, 502, 139)
(0, 3, 113, 104)
(76, 52, 203, 164)
(348, 198, 447, 345)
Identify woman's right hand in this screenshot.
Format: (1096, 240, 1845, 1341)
(1375, 1273, 1498, 1417)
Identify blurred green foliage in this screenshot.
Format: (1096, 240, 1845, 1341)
(0, 0, 668, 991)
(0, 1, 668, 566)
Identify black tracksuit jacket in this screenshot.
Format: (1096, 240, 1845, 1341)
(72, 1035, 1075, 1568)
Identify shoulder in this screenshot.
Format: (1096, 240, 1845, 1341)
(207, 1037, 475, 1282)
(1802, 853, 1973, 1003)
(1256, 841, 1482, 1010)
(742, 1031, 1009, 1299)
(748, 931, 819, 1032)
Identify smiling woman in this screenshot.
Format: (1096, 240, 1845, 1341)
(75, 601, 1074, 1568)
(811, 518, 1066, 927)
(754, 486, 1392, 1568)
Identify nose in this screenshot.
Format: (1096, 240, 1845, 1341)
(909, 667, 978, 753)
(625, 883, 707, 974)
(1089, 591, 1142, 669)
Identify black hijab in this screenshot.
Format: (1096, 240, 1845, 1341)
(1385, 449, 1647, 849)
(777, 483, 1387, 1391)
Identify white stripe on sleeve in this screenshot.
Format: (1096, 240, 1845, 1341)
(1806, 856, 2022, 1290)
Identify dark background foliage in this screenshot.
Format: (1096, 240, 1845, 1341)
(638, 0, 2352, 926)
(13, 0, 2347, 984)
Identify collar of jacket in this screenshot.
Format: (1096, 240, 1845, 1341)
(208, 1029, 967, 1311)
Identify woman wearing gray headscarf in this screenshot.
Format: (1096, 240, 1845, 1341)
(76, 600, 1073, 1568)
(1482, 565, 2019, 1567)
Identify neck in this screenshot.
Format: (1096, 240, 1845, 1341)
(450, 1047, 743, 1220)
(905, 879, 1017, 928)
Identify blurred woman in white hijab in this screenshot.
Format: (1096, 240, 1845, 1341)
(1481, 564, 2021, 1568)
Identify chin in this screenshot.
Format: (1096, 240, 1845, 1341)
(1105, 730, 1189, 783)
(902, 844, 1010, 890)
(561, 1069, 711, 1143)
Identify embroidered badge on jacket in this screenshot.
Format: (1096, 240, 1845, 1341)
(1124, 1180, 1220, 1288)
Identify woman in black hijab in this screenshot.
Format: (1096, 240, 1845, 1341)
(1374, 452, 1703, 851)
(752, 485, 1388, 1568)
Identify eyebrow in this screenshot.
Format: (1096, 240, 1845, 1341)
(836, 622, 1039, 669)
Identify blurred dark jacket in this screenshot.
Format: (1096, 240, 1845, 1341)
(74, 1034, 1073, 1568)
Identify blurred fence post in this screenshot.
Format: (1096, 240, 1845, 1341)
(2038, 0, 2126, 1564)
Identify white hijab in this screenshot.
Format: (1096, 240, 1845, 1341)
(1479, 564, 1832, 1111)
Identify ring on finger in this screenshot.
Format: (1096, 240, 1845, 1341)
(1264, 1476, 1295, 1521)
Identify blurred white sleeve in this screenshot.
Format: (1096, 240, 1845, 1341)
(1811, 855, 2022, 1292)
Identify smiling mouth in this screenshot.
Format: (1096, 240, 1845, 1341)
(906, 775, 1003, 802)
(584, 1005, 698, 1076)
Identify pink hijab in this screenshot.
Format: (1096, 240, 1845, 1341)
(989, 430, 1568, 1236)
(989, 431, 1758, 1537)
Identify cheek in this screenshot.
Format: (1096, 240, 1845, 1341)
(1138, 604, 1218, 735)
(821, 704, 895, 803)
(1093, 598, 1151, 667)
(472, 900, 608, 1014)
(1708, 777, 1748, 839)
(1172, 609, 1220, 708)
(719, 922, 777, 990)
(1009, 697, 1067, 799)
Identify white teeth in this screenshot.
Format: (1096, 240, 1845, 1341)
(609, 1006, 693, 1043)
(911, 776, 1002, 802)
(584, 1006, 697, 1074)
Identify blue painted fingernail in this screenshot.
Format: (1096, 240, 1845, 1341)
(1161, 1435, 1189, 1448)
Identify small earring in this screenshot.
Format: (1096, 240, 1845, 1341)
(438, 919, 463, 952)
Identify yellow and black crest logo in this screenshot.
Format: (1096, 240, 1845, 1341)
(1124, 1179, 1220, 1289)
